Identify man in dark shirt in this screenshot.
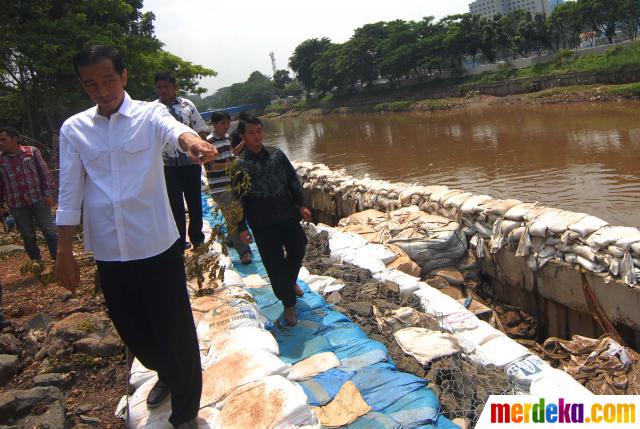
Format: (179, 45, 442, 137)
(237, 116, 312, 326)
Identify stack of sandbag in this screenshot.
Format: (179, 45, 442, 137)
(337, 207, 467, 275)
(294, 161, 640, 286)
(125, 283, 319, 429)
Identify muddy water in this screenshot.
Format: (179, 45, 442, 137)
(264, 104, 640, 227)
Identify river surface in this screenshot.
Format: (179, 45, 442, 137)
(263, 104, 640, 227)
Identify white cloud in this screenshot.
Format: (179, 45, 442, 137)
(142, 0, 470, 94)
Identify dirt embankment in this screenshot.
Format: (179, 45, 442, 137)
(268, 82, 640, 119)
(0, 232, 127, 429)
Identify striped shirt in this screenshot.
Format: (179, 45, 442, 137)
(206, 132, 235, 194)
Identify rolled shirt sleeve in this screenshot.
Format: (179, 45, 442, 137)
(56, 124, 85, 226)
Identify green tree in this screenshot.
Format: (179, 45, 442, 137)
(198, 71, 275, 109)
(311, 44, 347, 94)
(273, 69, 292, 90)
(289, 38, 331, 95)
(549, 2, 583, 50)
(0, 0, 215, 145)
(580, 0, 624, 44)
(620, 0, 640, 40)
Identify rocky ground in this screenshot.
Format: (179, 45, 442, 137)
(301, 226, 517, 425)
(0, 231, 127, 429)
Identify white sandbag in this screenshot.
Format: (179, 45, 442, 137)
(473, 221, 493, 238)
(223, 270, 244, 287)
(201, 349, 290, 407)
(490, 220, 506, 254)
(621, 252, 638, 286)
(499, 219, 522, 235)
(288, 352, 340, 381)
(504, 203, 540, 221)
(529, 368, 593, 396)
(516, 227, 532, 257)
(441, 310, 480, 331)
(129, 358, 156, 389)
(217, 375, 316, 429)
(481, 199, 523, 217)
(345, 251, 387, 273)
(547, 211, 588, 235)
(569, 244, 596, 262)
(202, 326, 280, 367)
(304, 274, 345, 294)
(243, 274, 268, 289)
(564, 253, 578, 264)
(443, 192, 473, 209)
(587, 226, 640, 250)
(505, 354, 550, 391)
(576, 256, 606, 273)
(414, 283, 468, 318)
(633, 242, 640, 256)
(561, 230, 581, 244)
(475, 334, 532, 368)
(606, 245, 626, 258)
(528, 210, 562, 238)
(456, 320, 504, 349)
(388, 222, 467, 274)
(568, 215, 609, 237)
(361, 243, 398, 264)
(328, 230, 368, 253)
(373, 269, 420, 293)
(394, 328, 467, 365)
(460, 195, 493, 215)
(196, 299, 263, 343)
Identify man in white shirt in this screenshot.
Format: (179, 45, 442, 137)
(155, 72, 209, 251)
(55, 45, 217, 429)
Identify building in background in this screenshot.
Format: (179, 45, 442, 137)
(469, 0, 550, 18)
(548, 0, 565, 13)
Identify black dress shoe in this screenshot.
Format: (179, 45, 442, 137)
(147, 380, 171, 409)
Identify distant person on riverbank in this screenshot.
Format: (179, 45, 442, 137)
(155, 71, 210, 251)
(205, 111, 253, 264)
(0, 126, 58, 262)
(236, 115, 312, 326)
(55, 45, 217, 429)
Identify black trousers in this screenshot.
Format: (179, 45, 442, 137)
(252, 218, 307, 308)
(96, 241, 202, 426)
(164, 165, 205, 248)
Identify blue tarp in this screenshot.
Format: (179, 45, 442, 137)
(299, 368, 355, 406)
(351, 368, 427, 412)
(202, 196, 458, 429)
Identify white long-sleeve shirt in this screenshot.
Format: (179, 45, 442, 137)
(56, 92, 197, 262)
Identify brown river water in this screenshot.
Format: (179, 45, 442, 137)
(263, 103, 640, 227)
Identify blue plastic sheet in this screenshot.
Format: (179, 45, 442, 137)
(346, 412, 402, 429)
(274, 325, 332, 364)
(351, 368, 427, 412)
(202, 195, 452, 429)
(334, 339, 390, 372)
(321, 322, 369, 347)
(299, 368, 355, 406)
(381, 388, 439, 428)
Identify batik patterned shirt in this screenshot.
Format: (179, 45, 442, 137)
(158, 97, 209, 166)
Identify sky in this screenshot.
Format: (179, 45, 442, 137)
(142, 0, 471, 95)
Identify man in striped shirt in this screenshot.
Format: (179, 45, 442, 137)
(205, 112, 253, 264)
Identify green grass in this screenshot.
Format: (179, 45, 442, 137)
(469, 41, 640, 83)
(602, 82, 640, 97)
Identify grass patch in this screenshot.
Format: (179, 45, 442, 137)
(602, 82, 640, 97)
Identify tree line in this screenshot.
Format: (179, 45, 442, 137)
(288, 0, 640, 95)
(0, 0, 215, 145)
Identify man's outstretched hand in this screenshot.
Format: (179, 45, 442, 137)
(179, 133, 218, 163)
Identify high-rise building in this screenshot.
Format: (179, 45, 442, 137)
(469, 0, 550, 18)
(548, 0, 564, 13)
